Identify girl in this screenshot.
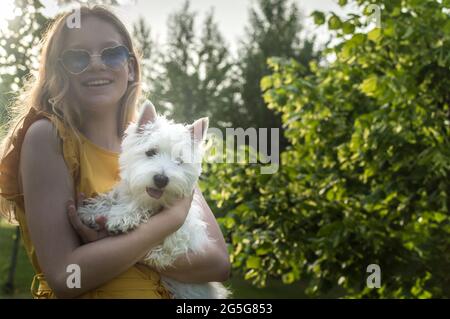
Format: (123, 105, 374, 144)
(0, 5, 230, 298)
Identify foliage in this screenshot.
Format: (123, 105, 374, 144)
(0, 0, 50, 124)
(202, 0, 450, 298)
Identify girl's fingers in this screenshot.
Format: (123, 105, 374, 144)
(67, 203, 95, 243)
(76, 192, 85, 208)
(67, 204, 86, 239)
(94, 216, 109, 239)
(95, 215, 107, 230)
(67, 199, 75, 209)
(67, 198, 108, 243)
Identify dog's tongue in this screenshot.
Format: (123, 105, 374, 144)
(146, 187, 164, 199)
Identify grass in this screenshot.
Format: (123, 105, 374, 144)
(226, 276, 307, 298)
(0, 219, 35, 299)
(1, 219, 305, 299)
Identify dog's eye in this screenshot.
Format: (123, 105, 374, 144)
(175, 157, 184, 165)
(146, 149, 158, 157)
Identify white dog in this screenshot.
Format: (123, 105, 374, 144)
(78, 101, 230, 299)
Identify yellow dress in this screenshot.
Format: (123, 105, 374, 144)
(0, 107, 171, 299)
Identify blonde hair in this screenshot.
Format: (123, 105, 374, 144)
(0, 5, 142, 221)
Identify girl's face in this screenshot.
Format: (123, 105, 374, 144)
(62, 16, 135, 115)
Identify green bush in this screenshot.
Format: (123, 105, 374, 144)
(202, 0, 450, 298)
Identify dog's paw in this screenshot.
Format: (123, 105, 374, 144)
(105, 222, 129, 235)
(105, 216, 140, 234)
(105, 218, 126, 234)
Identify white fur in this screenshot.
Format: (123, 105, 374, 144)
(78, 104, 230, 299)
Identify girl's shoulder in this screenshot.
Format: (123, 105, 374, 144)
(0, 108, 80, 201)
(22, 117, 60, 156)
(21, 108, 79, 157)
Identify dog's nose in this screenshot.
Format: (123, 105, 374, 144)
(153, 174, 169, 189)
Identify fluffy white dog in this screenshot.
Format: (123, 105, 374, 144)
(78, 101, 230, 299)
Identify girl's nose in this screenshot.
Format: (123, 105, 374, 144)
(87, 55, 106, 71)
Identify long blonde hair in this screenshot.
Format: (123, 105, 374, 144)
(0, 5, 142, 221)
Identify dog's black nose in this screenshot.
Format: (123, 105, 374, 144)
(153, 174, 169, 188)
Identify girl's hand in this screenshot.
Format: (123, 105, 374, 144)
(163, 191, 194, 229)
(67, 192, 109, 244)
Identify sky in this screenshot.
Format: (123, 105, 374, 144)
(111, 0, 357, 53)
(1, 0, 359, 55)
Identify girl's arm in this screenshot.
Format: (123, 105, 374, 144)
(68, 177, 231, 283)
(20, 119, 190, 299)
(156, 185, 231, 283)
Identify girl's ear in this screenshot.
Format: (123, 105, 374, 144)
(137, 100, 157, 132)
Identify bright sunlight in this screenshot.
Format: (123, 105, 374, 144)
(0, 0, 16, 31)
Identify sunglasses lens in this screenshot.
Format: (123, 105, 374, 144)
(102, 46, 130, 69)
(61, 50, 90, 74)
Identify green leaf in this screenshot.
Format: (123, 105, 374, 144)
(359, 75, 378, 96)
(220, 216, 236, 229)
(282, 272, 296, 284)
(342, 22, 355, 34)
(256, 243, 272, 256)
(328, 15, 342, 30)
(312, 11, 325, 26)
(368, 28, 382, 43)
(246, 256, 261, 269)
(350, 33, 366, 45)
(431, 212, 447, 224)
(260, 76, 273, 91)
(244, 269, 258, 280)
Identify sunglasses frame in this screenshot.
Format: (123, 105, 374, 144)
(58, 44, 134, 75)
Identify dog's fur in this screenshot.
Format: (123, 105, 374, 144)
(78, 101, 230, 299)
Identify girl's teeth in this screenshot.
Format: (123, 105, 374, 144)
(85, 80, 112, 86)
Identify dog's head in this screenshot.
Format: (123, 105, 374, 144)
(119, 101, 208, 208)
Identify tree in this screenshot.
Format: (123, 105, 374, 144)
(150, 0, 198, 121)
(202, 0, 450, 298)
(146, 1, 238, 129)
(132, 16, 161, 96)
(132, 17, 153, 61)
(194, 10, 240, 128)
(0, 0, 50, 124)
(237, 0, 317, 150)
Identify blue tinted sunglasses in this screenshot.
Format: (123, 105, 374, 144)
(59, 45, 134, 75)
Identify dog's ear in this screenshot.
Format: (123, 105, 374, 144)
(189, 117, 209, 141)
(137, 100, 157, 133)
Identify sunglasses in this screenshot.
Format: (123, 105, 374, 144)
(59, 45, 134, 75)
